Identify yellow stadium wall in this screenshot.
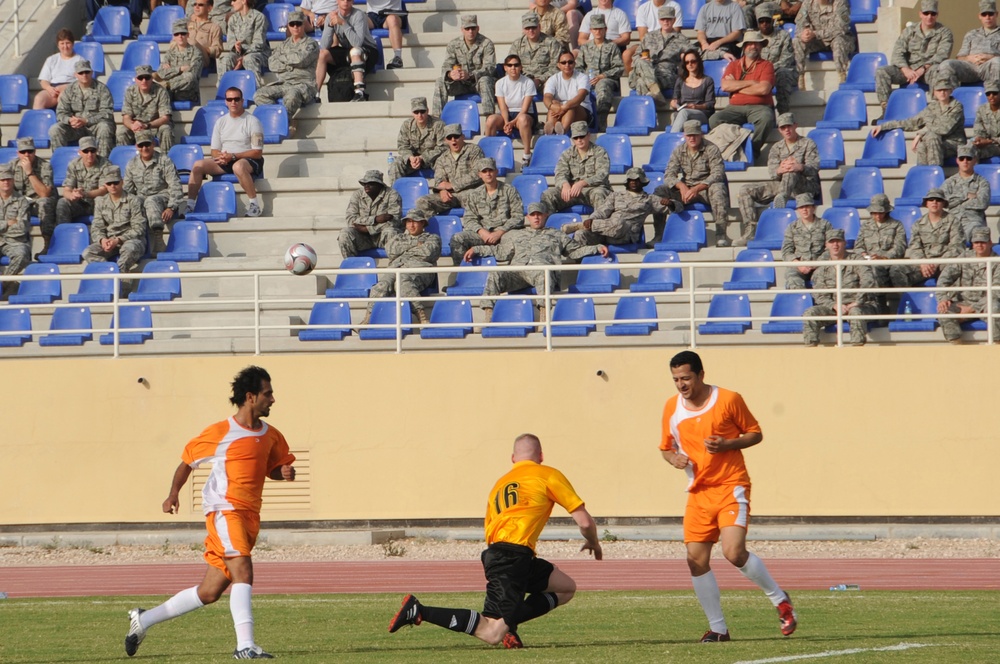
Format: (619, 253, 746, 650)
(2, 347, 996, 527)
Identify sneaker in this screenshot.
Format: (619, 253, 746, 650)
(387, 55, 404, 69)
(777, 593, 797, 636)
(351, 90, 368, 102)
(388, 594, 422, 633)
(233, 645, 274, 659)
(246, 201, 262, 217)
(124, 608, 147, 657)
(699, 630, 731, 643)
(502, 631, 524, 649)
(521, 153, 532, 167)
(732, 237, 748, 247)
(715, 236, 731, 248)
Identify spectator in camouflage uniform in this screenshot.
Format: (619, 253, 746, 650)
(118, 66, 174, 150)
(156, 20, 204, 106)
(7, 137, 55, 258)
(628, 7, 689, 107)
(655, 120, 731, 246)
(854, 194, 907, 311)
(362, 210, 441, 326)
(578, 14, 625, 128)
(737, 0, 771, 32)
(533, 0, 571, 50)
(781, 193, 832, 289)
(541, 121, 612, 215)
(255, 10, 320, 125)
(218, 0, 270, 85)
(83, 167, 147, 273)
(872, 73, 966, 167)
(338, 169, 403, 258)
(49, 59, 115, 158)
(412, 123, 485, 218)
(509, 13, 562, 94)
(466, 201, 608, 322)
(756, 5, 796, 115)
(937, 226, 1000, 343)
(0, 163, 33, 291)
(942, 144, 991, 242)
(188, 0, 225, 62)
(449, 158, 524, 264)
(802, 228, 877, 346)
(124, 131, 185, 254)
(793, 0, 854, 87)
(890, 188, 964, 288)
(433, 15, 497, 116)
(55, 137, 110, 227)
(973, 79, 1000, 161)
(938, 0, 1000, 86)
(390, 97, 446, 184)
(736, 112, 819, 246)
(563, 167, 667, 246)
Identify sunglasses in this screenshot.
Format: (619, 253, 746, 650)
(81, 148, 97, 154)
(288, 21, 303, 27)
(983, 11, 997, 16)
(137, 142, 153, 148)
(78, 70, 92, 75)
(446, 135, 462, 139)
(957, 156, 974, 161)
(921, 11, 937, 15)
(463, 26, 478, 30)
(173, 32, 187, 36)
(413, 109, 427, 114)
(18, 150, 34, 154)
(505, 62, 521, 67)
(136, 75, 152, 81)
(193, 2, 207, 5)
(105, 181, 122, 186)
(989, 91, 1000, 96)
(559, 60, 575, 65)
(684, 59, 699, 64)
(225, 97, 243, 102)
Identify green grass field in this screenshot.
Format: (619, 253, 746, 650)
(0, 591, 996, 663)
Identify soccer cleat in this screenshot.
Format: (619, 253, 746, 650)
(124, 608, 147, 657)
(387, 56, 404, 69)
(699, 630, 731, 643)
(388, 594, 422, 633)
(777, 593, 797, 636)
(246, 201, 262, 217)
(502, 630, 524, 649)
(233, 645, 274, 659)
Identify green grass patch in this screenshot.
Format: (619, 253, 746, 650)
(0, 591, 996, 663)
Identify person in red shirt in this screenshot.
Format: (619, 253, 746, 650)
(708, 30, 776, 160)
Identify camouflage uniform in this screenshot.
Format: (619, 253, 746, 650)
(937, 248, 1000, 341)
(368, 228, 442, 319)
(541, 143, 612, 212)
(413, 143, 486, 217)
(942, 171, 991, 241)
(338, 186, 404, 257)
(875, 22, 953, 105)
(158, 42, 204, 104)
(449, 182, 524, 261)
(793, 0, 855, 75)
(660, 139, 729, 233)
(973, 103, 1000, 161)
(117, 82, 174, 150)
(761, 24, 797, 114)
(878, 99, 967, 166)
(737, 135, 819, 234)
(628, 30, 689, 98)
(939, 27, 1000, 85)
(83, 192, 148, 272)
(56, 154, 111, 223)
(576, 189, 665, 245)
(509, 33, 562, 88)
(0, 192, 32, 276)
(8, 157, 56, 238)
(535, 7, 570, 47)
(218, 9, 271, 84)
(49, 81, 116, 157)
(123, 151, 184, 231)
(781, 216, 833, 288)
(471, 225, 603, 309)
(433, 34, 498, 116)
(390, 116, 446, 183)
(255, 36, 320, 118)
(803, 252, 877, 345)
(578, 39, 625, 115)
(889, 212, 964, 287)
(854, 217, 907, 290)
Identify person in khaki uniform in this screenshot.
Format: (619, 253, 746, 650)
(872, 73, 966, 166)
(49, 59, 116, 157)
(390, 97, 446, 184)
(338, 169, 403, 258)
(433, 15, 497, 116)
(124, 131, 185, 254)
(937, 226, 1000, 344)
(7, 137, 56, 258)
(577, 14, 626, 128)
(973, 79, 1000, 161)
(793, 0, 855, 87)
(780, 193, 832, 289)
(854, 194, 907, 312)
(188, 0, 225, 62)
(889, 188, 964, 288)
(942, 144, 991, 242)
(802, 228, 877, 347)
(157, 20, 204, 106)
(412, 123, 485, 218)
(55, 136, 111, 227)
(628, 7, 690, 106)
(186, 0, 233, 32)
(509, 13, 562, 94)
(0, 163, 33, 295)
(118, 65, 174, 150)
(564, 167, 666, 246)
(541, 122, 612, 214)
(254, 10, 320, 124)
(449, 158, 524, 263)
(83, 167, 148, 273)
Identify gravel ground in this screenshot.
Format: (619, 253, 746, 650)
(1, 537, 998, 567)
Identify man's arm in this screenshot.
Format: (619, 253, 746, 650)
(569, 506, 602, 559)
(163, 461, 193, 514)
(704, 430, 763, 454)
(268, 465, 296, 481)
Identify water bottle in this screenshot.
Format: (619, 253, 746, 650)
(387, 152, 395, 169)
(829, 584, 861, 591)
(903, 300, 914, 322)
(588, 68, 597, 80)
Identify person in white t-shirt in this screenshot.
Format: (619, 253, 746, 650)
(301, 0, 338, 32)
(578, 0, 631, 50)
(34, 28, 84, 110)
(624, 0, 683, 72)
(486, 54, 540, 166)
(186, 87, 266, 217)
(543, 53, 593, 135)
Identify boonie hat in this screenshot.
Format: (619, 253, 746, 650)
(867, 193, 892, 214)
(358, 169, 385, 185)
(625, 166, 649, 184)
(923, 188, 948, 205)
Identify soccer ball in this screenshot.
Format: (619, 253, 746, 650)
(284, 243, 318, 275)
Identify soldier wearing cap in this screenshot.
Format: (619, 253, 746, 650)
(541, 121, 612, 215)
(628, 6, 689, 107)
(412, 123, 485, 218)
(736, 112, 819, 246)
(0, 163, 33, 288)
(889, 188, 964, 288)
(793, 0, 855, 87)
(118, 65, 174, 151)
(938, 1, 1000, 86)
(338, 169, 403, 258)
(577, 13, 626, 127)
(564, 167, 667, 246)
(449, 157, 524, 264)
(802, 228, 877, 347)
(55, 136, 111, 232)
(7, 137, 56, 257)
(124, 131, 185, 254)
(49, 59, 116, 158)
(937, 226, 1000, 343)
(854, 194, 907, 305)
(218, 0, 270, 86)
(83, 166, 148, 274)
(694, 0, 746, 61)
(533, 0, 572, 50)
(433, 15, 497, 116)
(509, 13, 563, 94)
(873, 0, 952, 118)
(314, 0, 380, 102)
(756, 4, 797, 115)
(156, 20, 204, 106)
(781, 193, 833, 289)
(362, 210, 441, 326)
(466, 201, 608, 323)
(255, 10, 320, 123)
(390, 97, 446, 184)
(656, 120, 731, 246)
(873, 73, 966, 166)
(973, 80, 1000, 161)
(942, 144, 991, 242)
(710, 31, 776, 159)
(187, 0, 225, 62)
(579, 0, 632, 50)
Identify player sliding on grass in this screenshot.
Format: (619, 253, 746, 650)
(388, 433, 602, 648)
(124, 366, 296, 660)
(661, 350, 796, 642)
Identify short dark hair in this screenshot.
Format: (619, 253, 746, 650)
(504, 55, 521, 66)
(226, 86, 243, 99)
(669, 350, 703, 374)
(56, 28, 75, 43)
(230, 366, 271, 406)
(681, 48, 704, 78)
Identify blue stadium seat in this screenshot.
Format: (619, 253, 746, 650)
(477, 136, 514, 176)
(704, 60, 729, 97)
(607, 227, 645, 255)
(9, 264, 61, 304)
(850, 0, 878, 22)
(894, 205, 922, 242)
(100, 305, 154, 345)
(815, 89, 867, 130)
(856, 128, 906, 168)
(359, 300, 412, 340)
(109, 145, 138, 174)
(888, 291, 939, 331)
(39, 307, 92, 346)
(73, 41, 106, 77)
(698, 293, 751, 334)
(595, 133, 633, 174)
(84, 6, 131, 44)
(427, 215, 462, 258)
(546, 212, 581, 231)
(392, 177, 429, 214)
(973, 164, 1000, 205)
(0, 148, 15, 164)
(723, 131, 754, 172)
(421, 299, 473, 338)
(880, 88, 927, 124)
(832, 167, 884, 208)
(522, 135, 569, 176)
(447, 256, 496, 296)
(823, 206, 861, 248)
(181, 106, 227, 145)
(606, 95, 656, 136)
(120, 40, 161, 71)
(9, 109, 56, 149)
(168, 144, 203, 184)
(0, 74, 29, 112)
(325, 256, 377, 298)
(371, 1, 411, 37)
(263, 3, 294, 41)
(37, 223, 89, 264)
(643, 170, 663, 195)
(675, 0, 699, 28)
(0, 307, 31, 346)
(129, 260, 181, 301)
(185, 181, 236, 222)
(747, 207, 795, 251)
(50, 146, 79, 187)
(441, 99, 480, 139)
(953, 86, 984, 128)
(630, 250, 681, 293)
(69, 262, 120, 303)
(299, 301, 353, 341)
(545, 297, 596, 336)
(896, 166, 945, 207)
(642, 131, 684, 171)
(839, 52, 887, 92)
(761, 292, 814, 334)
(139, 5, 185, 42)
(722, 249, 775, 290)
(158, 220, 209, 261)
(214, 71, 257, 108)
(613, 0, 640, 29)
(511, 174, 548, 212)
(570, 254, 620, 294)
(253, 104, 289, 144)
(655, 210, 707, 252)
(106, 70, 134, 113)
(481, 297, 535, 338)
(606, 295, 658, 336)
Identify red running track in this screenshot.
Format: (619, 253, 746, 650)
(1, 559, 998, 598)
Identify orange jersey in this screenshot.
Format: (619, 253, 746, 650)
(484, 460, 585, 552)
(660, 386, 760, 491)
(182, 417, 295, 515)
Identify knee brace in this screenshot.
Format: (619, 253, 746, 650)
(349, 46, 365, 68)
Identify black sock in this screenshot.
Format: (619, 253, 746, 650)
(510, 592, 559, 627)
(420, 605, 481, 635)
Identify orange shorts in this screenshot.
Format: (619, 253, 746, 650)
(204, 510, 260, 579)
(683, 483, 750, 544)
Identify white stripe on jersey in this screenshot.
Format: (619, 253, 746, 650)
(192, 417, 271, 516)
(668, 385, 719, 491)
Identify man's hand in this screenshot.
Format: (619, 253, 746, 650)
(581, 540, 603, 560)
(560, 182, 573, 202)
(704, 435, 730, 453)
(281, 464, 296, 481)
(161, 208, 175, 223)
(449, 68, 466, 82)
(569, 180, 586, 198)
(374, 213, 393, 224)
(100, 237, 116, 252)
(666, 450, 689, 469)
(162, 493, 180, 514)
(920, 263, 937, 278)
(439, 188, 454, 204)
(463, 247, 477, 262)
(17, 154, 33, 176)
(69, 116, 87, 129)
(597, 244, 609, 257)
(800, 27, 814, 42)
(409, 155, 423, 169)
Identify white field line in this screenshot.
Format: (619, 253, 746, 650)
(733, 642, 936, 664)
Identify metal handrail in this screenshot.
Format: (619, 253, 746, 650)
(0, 0, 65, 61)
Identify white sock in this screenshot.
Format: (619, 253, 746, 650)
(140, 586, 204, 629)
(393, 49, 402, 58)
(248, 197, 259, 206)
(230, 583, 255, 650)
(738, 552, 786, 606)
(691, 571, 727, 633)
(186, 198, 196, 210)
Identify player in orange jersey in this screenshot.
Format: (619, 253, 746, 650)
(388, 433, 602, 649)
(124, 366, 296, 660)
(660, 350, 796, 643)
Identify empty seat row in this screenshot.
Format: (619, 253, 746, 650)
(6, 260, 182, 305)
(0, 304, 154, 347)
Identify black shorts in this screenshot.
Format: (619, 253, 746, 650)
(327, 44, 380, 75)
(501, 111, 538, 136)
(367, 9, 408, 30)
(480, 542, 554, 624)
(220, 157, 264, 177)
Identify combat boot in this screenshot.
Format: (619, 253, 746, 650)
(150, 228, 167, 255)
(34, 235, 51, 260)
(415, 307, 430, 325)
(561, 222, 584, 234)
